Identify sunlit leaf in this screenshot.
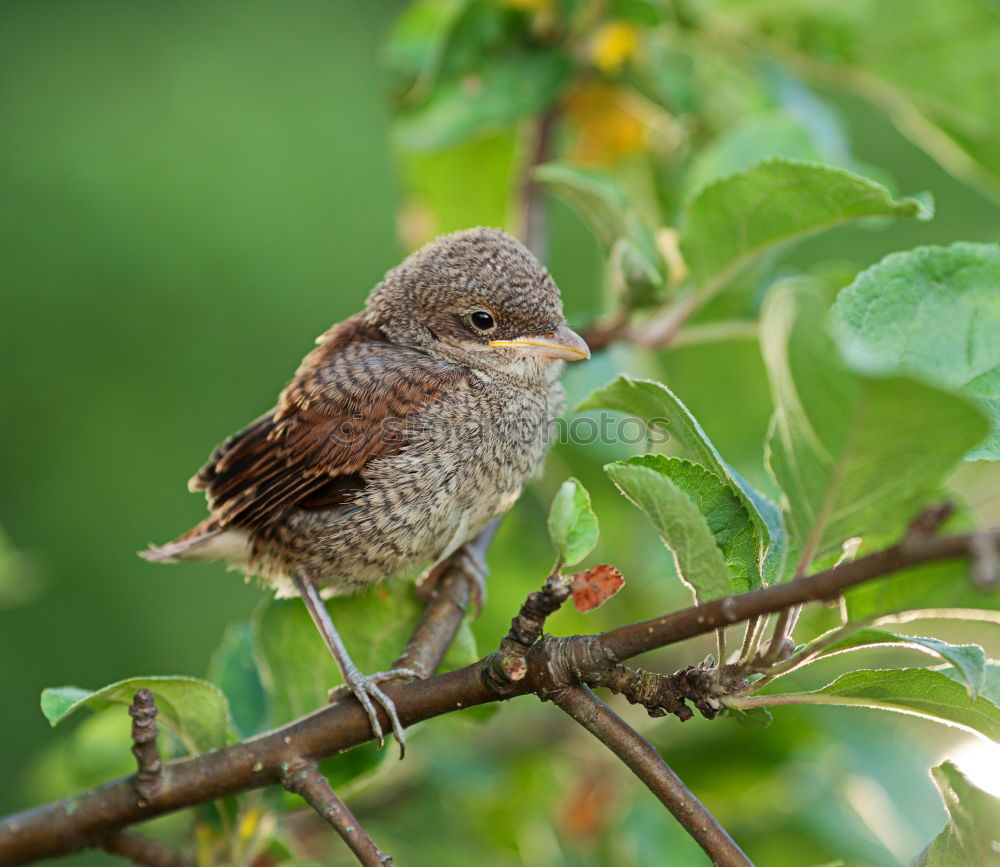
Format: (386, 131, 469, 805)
(834, 242, 1000, 460)
(680, 158, 932, 294)
(548, 477, 600, 567)
(742, 667, 1000, 742)
(723, 0, 1000, 192)
(579, 376, 781, 582)
(605, 457, 732, 602)
(817, 628, 987, 698)
(762, 281, 989, 575)
(41, 676, 230, 754)
(534, 162, 666, 303)
(915, 762, 1000, 865)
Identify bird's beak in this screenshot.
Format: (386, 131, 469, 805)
(489, 324, 591, 361)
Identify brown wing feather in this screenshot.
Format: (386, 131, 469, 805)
(189, 313, 463, 534)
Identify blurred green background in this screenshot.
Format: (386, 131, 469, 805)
(2, 1, 1000, 865)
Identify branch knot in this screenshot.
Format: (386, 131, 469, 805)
(128, 689, 162, 805)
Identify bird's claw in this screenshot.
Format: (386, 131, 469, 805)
(455, 546, 488, 617)
(328, 666, 423, 757)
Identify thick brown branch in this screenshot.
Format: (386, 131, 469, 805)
(1, 527, 995, 863)
(282, 759, 391, 867)
(599, 528, 999, 661)
(553, 686, 753, 867)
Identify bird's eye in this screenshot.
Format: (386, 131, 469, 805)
(469, 310, 496, 331)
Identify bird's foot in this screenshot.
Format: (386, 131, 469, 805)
(455, 546, 488, 616)
(328, 666, 423, 757)
(417, 545, 489, 617)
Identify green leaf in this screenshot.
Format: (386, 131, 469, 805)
(395, 51, 573, 150)
(384, 0, 470, 101)
(834, 242, 1000, 460)
(626, 455, 761, 592)
(683, 108, 888, 195)
(547, 477, 599, 567)
(726, 0, 1000, 193)
(207, 622, 268, 739)
(818, 629, 987, 698)
(762, 281, 990, 575)
(0, 525, 41, 610)
(725, 706, 774, 729)
(579, 376, 781, 583)
(533, 163, 632, 248)
(916, 762, 1000, 866)
(605, 457, 732, 602)
(253, 584, 427, 724)
(40, 676, 230, 754)
(534, 162, 666, 303)
(253, 580, 480, 783)
(746, 667, 1000, 742)
(846, 560, 1000, 621)
(399, 130, 517, 236)
(842, 496, 1000, 618)
(680, 158, 932, 294)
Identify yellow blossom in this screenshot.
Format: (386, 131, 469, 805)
(562, 80, 649, 163)
(497, 0, 551, 10)
(591, 21, 639, 74)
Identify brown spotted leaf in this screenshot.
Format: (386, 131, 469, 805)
(571, 564, 625, 613)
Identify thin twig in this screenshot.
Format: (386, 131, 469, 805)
(715, 628, 727, 667)
(490, 570, 571, 686)
(397, 519, 499, 677)
(520, 107, 559, 261)
(761, 504, 957, 666)
(552, 686, 753, 866)
(99, 831, 194, 867)
(759, 608, 794, 666)
(736, 616, 760, 666)
(128, 689, 162, 805)
(1, 527, 996, 863)
(282, 759, 391, 867)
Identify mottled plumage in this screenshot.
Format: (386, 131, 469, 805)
(141, 227, 589, 748)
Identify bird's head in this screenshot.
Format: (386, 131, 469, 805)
(365, 228, 589, 381)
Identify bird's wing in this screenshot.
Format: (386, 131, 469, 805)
(189, 314, 465, 533)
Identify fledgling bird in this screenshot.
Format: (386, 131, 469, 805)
(141, 227, 589, 750)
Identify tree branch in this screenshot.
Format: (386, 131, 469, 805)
(127, 689, 162, 806)
(1, 527, 995, 863)
(552, 686, 753, 867)
(396, 519, 498, 677)
(519, 107, 559, 261)
(98, 832, 193, 867)
(281, 759, 391, 867)
(598, 528, 998, 661)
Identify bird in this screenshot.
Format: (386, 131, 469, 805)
(140, 227, 590, 752)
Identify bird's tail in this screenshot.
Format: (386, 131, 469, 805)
(139, 519, 251, 565)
